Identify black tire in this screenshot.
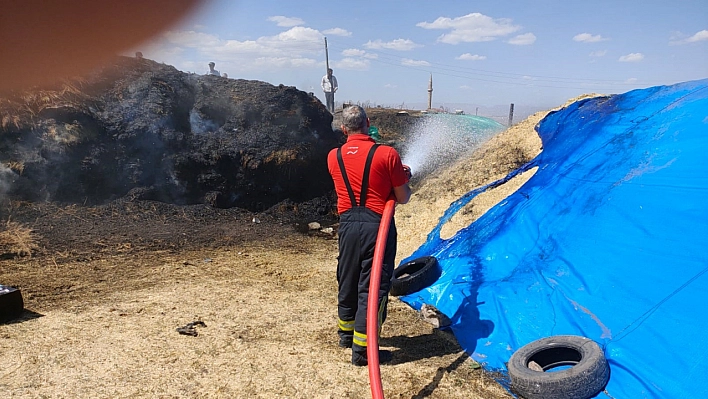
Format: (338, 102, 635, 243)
(0, 285, 24, 323)
(389, 256, 440, 296)
(508, 335, 610, 399)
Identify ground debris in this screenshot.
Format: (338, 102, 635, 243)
(176, 320, 207, 337)
(528, 360, 544, 372)
(420, 303, 452, 328)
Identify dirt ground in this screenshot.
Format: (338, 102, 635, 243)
(0, 103, 580, 398)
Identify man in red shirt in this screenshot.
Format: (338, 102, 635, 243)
(327, 105, 412, 366)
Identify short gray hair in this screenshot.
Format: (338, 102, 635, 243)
(341, 105, 367, 133)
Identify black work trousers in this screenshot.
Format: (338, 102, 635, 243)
(337, 206, 397, 355)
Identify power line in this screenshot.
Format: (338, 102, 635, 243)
(191, 37, 653, 91)
(318, 39, 648, 90)
(269, 38, 626, 85)
(333, 49, 624, 91)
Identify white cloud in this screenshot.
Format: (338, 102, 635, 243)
(456, 53, 486, 61)
(211, 39, 264, 55)
(147, 45, 185, 57)
(336, 58, 370, 70)
(589, 50, 607, 57)
(342, 49, 366, 57)
(460, 85, 473, 90)
(417, 13, 521, 44)
(384, 84, 397, 89)
(363, 39, 422, 51)
(342, 48, 378, 61)
(267, 16, 305, 27)
(573, 33, 608, 43)
(323, 28, 351, 37)
(252, 57, 318, 68)
(669, 31, 683, 43)
(157, 26, 325, 73)
(687, 30, 708, 42)
(163, 31, 222, 47)
(401, 58, 431, 67)
(672, 29, 708, 45)
(670, 29, 708, 44)
(271, 26, 322, 43)
(139, 45, 185, 65)
(508, 33, 536, 45)
(619, 53, 644, 62)
(193, 24, 207, 30)
(164, 27, 323, 56)
(625, 78, 638, 84)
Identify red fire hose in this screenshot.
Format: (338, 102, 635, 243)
(367, 198, 396, 399)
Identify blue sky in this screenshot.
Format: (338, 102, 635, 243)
(133, 0, 707, 111)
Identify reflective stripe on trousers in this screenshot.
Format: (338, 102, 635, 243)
(350, 295, 388, 348)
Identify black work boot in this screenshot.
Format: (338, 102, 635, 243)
(339, 335, 353, 348)
(352, 349, 393, 366)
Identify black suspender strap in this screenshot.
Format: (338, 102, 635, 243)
(359, 144, 379, 208)
(337, 147, 358, 207)
(336, 144, 380, 208)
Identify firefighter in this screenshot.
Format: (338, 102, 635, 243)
(327, 105, 412, 366)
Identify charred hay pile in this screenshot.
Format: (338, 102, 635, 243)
(0, 56, 342, 212)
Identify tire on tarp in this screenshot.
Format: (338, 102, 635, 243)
(508, 335, 610, 399)
(390, 256, 440, 296)
(0, 285, 24, 323)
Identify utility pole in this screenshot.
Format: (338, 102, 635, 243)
(324, 37, 329, 73)
(427, 74, 433, 110)
(324, 37, 333, 113)
(508, 103, 515, 127)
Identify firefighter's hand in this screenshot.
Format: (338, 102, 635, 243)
(402, 165, 412, 180)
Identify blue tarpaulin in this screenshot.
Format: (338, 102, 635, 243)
(401, 79, 708, 398)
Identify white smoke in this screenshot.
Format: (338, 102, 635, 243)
(0, 163, 18, 201)
(189, 109, 219, 134)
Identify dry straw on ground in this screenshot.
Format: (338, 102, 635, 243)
(0, 99, 597, 398)
(0, 221, 40, 257)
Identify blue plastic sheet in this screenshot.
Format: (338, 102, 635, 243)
(401, 79, 708, 398)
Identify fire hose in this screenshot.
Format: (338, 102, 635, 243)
(367, 198, 396, 399)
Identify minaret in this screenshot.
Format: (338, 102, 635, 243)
(427, 74, 433, 110)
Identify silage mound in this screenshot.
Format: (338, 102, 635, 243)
(0, 56, 341, 212)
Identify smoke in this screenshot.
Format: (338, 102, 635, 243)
(0, 163, 18, 202)
(189, 109, 219, 134)
(401, 114, 504, 177)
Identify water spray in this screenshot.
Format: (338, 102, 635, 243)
(401, 114, 504, 177)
